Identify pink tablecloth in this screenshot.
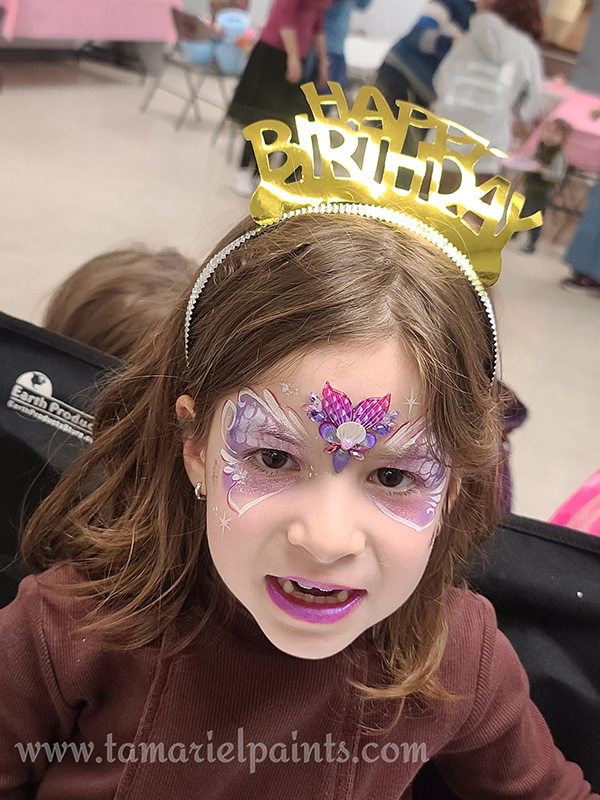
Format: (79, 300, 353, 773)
(517, 78, 600, 172)
(1, 0, 179, 43)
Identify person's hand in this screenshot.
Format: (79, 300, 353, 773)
(286, 56, 302, 84)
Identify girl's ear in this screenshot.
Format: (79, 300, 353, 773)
(175, 395, 207, 491)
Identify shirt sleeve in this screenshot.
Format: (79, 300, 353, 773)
(541, 150, 566, 183)
(434, 595, 599, 799)
(266, 0, 303, 33)
(0, 574, 79, 798)
(415, 2, 463, 57)
(515, 44, 543, 122)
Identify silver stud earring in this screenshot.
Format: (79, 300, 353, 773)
(194, 481, 206, 501)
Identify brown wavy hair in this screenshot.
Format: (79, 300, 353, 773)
(22, 213, 503, 702)
(44, 248, 196, 361)
(491, 0, 544, 43)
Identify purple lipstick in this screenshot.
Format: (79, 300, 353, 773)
(265, 575, 365, 624)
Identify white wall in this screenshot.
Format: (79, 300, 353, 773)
(349, 0, 429, 39)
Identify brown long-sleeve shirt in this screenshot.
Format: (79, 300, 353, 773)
(0, 565, 597, 799)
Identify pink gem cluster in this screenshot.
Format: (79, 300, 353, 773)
(303, 382, 399, 473)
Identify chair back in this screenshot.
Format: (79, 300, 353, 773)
(209, 0, 249, 17)
(0, 311, 121, 607)
(413, 512, 600, 796)
(171, 7, 214, 42)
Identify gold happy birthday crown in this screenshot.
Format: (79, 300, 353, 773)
(244, 82, 541, 285)
(184, 83, 542, 377)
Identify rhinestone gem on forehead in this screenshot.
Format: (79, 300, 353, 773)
(303, 382, 401, 473)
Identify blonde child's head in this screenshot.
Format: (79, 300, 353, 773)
(43, 248, 197, 361)
(24, 213, 502, 702)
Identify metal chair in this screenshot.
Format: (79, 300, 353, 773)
(140, 8, 231, 130)
(546, 165, 597, 245)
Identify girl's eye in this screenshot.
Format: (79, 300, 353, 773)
(252, 449, 297, 471)
(369, 468, 415, 491)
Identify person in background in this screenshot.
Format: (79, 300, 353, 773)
(43, 248, 196, 361)
(562, 109, 600, 294)
(432, 0, 544, 177)
(520, 118, 572, 254)
(227, 0, 331, 197)
(304, 0, 372, 90)
(375, 0, 481, 109)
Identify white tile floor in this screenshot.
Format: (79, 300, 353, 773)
(1, 59, 599, 521)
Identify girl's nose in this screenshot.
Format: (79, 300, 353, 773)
(286, 495, 366, 564)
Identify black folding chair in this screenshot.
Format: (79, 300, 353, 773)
(0, 311, 120, 606)
(140, 7, 231, 130)
(414, 513, 600, 796)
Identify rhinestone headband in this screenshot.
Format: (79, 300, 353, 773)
(184, 202, 498, 381)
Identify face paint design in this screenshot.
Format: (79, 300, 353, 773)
(371, 425, 447, 532)
(220, 388, 307, 516)
(201, 341, 445, 661)
(303, 382, 400, 473)
(406, 388, 420, 416)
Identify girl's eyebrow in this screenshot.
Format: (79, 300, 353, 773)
(253, 422, 308, 447)
(377, 426, 434, 461)
(378, 441, 425, 460)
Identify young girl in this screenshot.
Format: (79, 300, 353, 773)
(0, 84, 597, 799)
(520, 118, 572, 254)
(227, 0, 330, 196)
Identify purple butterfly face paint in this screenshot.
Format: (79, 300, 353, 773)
(371, 425, 448, 532)
(220, 388, 307, 516)
(200, 340, 447, 662)
(302, 382, 400, 473)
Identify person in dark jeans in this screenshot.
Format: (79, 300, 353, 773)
(561, 108, 600, 293)
(227, 0, 330, 197)
(520, 118, 572, 254)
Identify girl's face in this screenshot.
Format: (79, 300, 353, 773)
(178, 340, 449, 660)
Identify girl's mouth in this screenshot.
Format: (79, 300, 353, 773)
(265, 575, 366, 624)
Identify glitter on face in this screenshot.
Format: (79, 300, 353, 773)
(200, 340, 450, 660)
(406, 388, 419, 416)
(370, 426, 447, 532)
(220, 388, 307, 516)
